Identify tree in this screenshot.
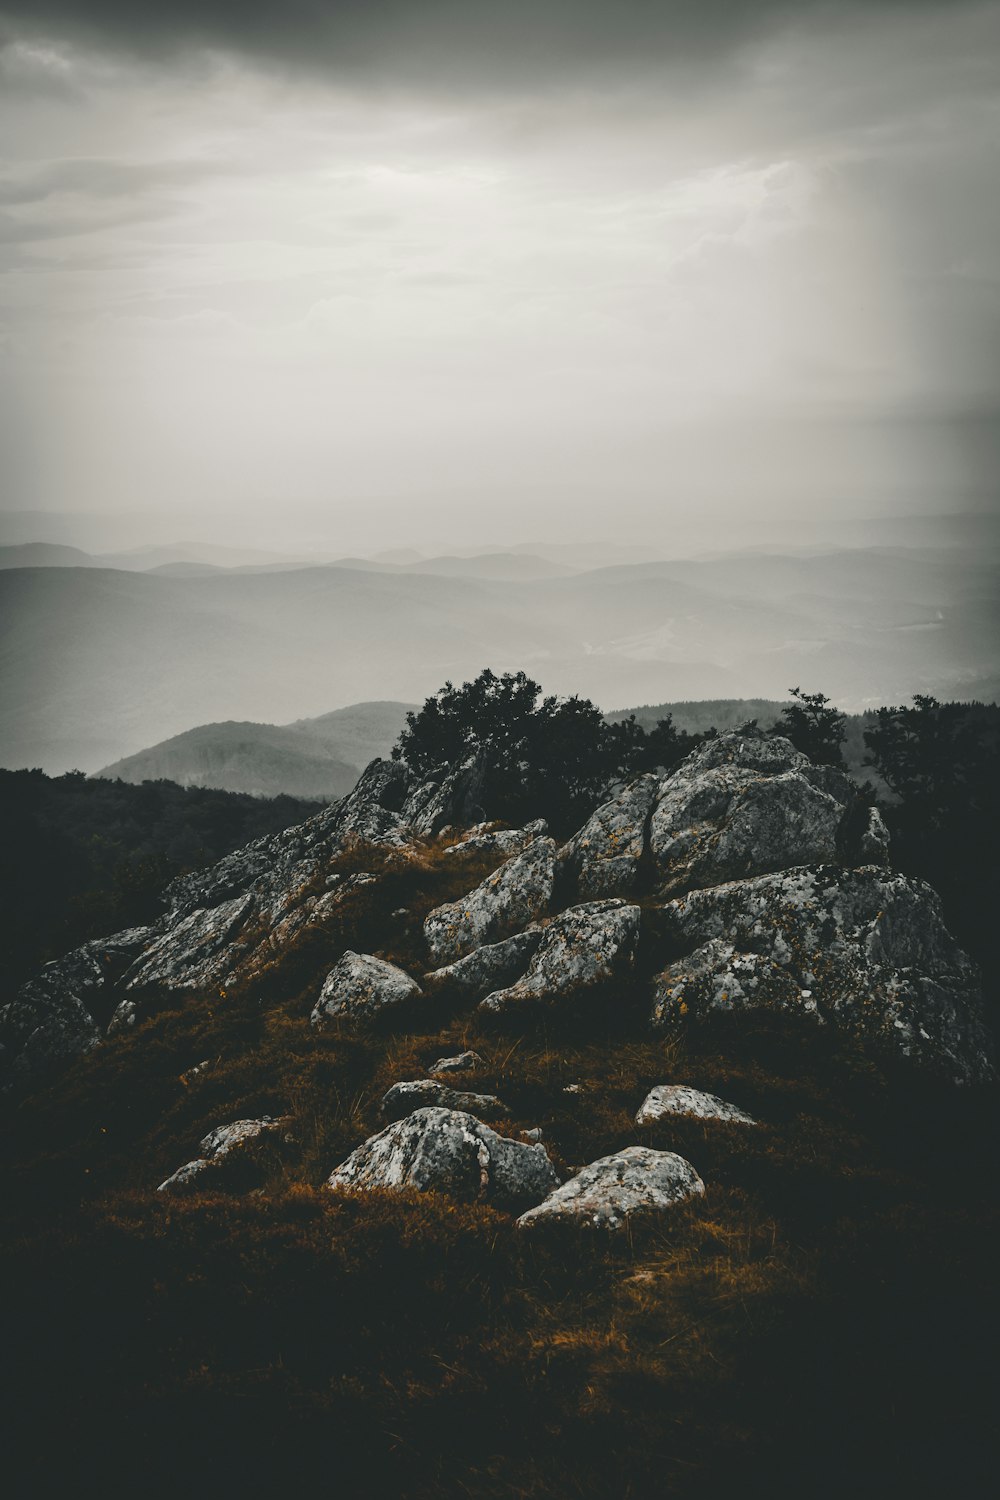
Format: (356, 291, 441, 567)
(863, 695, 999, 972)
(776, 687, 847, 768)
(393, 669, 623, 831)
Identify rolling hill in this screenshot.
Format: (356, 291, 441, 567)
(1, 546, 995, 773)
(96, 702, 414, 799)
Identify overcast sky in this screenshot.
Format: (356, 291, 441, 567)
(0, 1, 997, 554)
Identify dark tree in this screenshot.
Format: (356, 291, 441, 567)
(863, 695, 999, 972)
(393, 669, 626, 831)
(776, 686, 847, 768)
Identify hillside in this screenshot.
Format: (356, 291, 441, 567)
(2, 731, 996, 1497)
(96, 701, 412, 799)
(0, 769, 322, 984)
(2, 545, 996, 772)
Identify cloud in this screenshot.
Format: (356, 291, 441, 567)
(0, 2, 969, 89)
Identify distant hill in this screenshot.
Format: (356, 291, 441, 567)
(97, 701, 414, 799)
(0, 543, 97, 569)
(2, 546, 996, 772)
(328, 552, 578, 581)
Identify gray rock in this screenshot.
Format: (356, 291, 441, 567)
(479, 900, 640, 1014)
(311, 951, 422, 1026)
(199, 1116, 285, 1156)
(560, 773, 661, 899)
(635, 1084, 758, 1126)
(443, 819, 548, 861)
(157, 1115, 284, 1193)
(0, 925, 153, 1091)
(423, 837, 557, 967)
(427, 1050, 484, 1075)
(652, 865, 994, 1084)
(648, 731, 854, 896)
(859, 805, 892, 866)
(157, 1158, 212, 1193)
(517, 1146, 705, 1231)
(117, 893, 256, 999)
(423, 926, 544, 1001)
(381, 1079, 509, 1120)
(402, 753, 489, 836)
(327, 1106, 560, 1209)
(557, 730, 869, 904)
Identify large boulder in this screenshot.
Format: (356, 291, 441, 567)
(423, 926, 544, 1002)
(423, 837, 557, 967)
(479, 900, 640, 1015)
(636, 1084, 757, 1126)
(648, 732, 856, 896)
(517, 1146, 705, 1231)
(311, 951, 422, 1026)
(115, 893, 256, 998)
(559, 730, 870, 903)
(651, 865, 994, 1084)
(326, 1106, 560, 1210)
(381, 1080, 509, 1120)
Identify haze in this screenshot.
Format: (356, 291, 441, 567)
(1, 1, 997, 554)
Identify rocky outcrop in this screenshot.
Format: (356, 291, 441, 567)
(517, 1146, 705, 1231)
(651, 865, 993, 1084)
(311, 951, 422, 1026)
(157, 1115, 286, 1193)
(423, 837, 557, 967)
(423, 926, 544, 1002)
(479, 900, 640, 1015)
(0, 926, 152, 1089)
(561, 730, 872, 903)
(2, 758, 455, 1089)
(427, 1050, 483, 1076)
(326, 1106, 559, 1209)
(381, 1080, 508, 1120)
(635, 1084, 757, 1126)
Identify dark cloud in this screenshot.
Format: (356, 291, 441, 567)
(0, 2, 958, 83)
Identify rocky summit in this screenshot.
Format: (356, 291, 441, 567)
(1, 728, 992, 1096)
(2, 725, 997, 1500)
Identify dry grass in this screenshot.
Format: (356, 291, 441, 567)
(2, 837, 998, 1498)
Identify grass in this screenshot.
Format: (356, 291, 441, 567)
(2, 836, 998, 1498)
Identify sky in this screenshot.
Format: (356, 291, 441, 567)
(0, 1, 998, 555)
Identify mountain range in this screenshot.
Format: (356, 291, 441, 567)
(1, 542, 996, 773)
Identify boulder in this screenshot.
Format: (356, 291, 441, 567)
(648, 731, 855, 896)
(517, 1146, 705, 1231)
(115, 893, 256, 999)
(443, 819, 548, 861)
(311, 951, 422, 1026)
(326, 1106, 559, 1209)
(652, 865, 994, 1084)
(157, 1115, 285, 1192)
(560, 773, 661, 899)
(423, 837, 557, 967)
(381, 1080, 509, 1120)
(635, 1084, 757, 1126)
(423, 926, 544, 1002)
(427, 1050, 484, 1076)
(479, 900, 640, 1015)
(557, 730, 871, 904)
(0, 925, 153, 1091)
